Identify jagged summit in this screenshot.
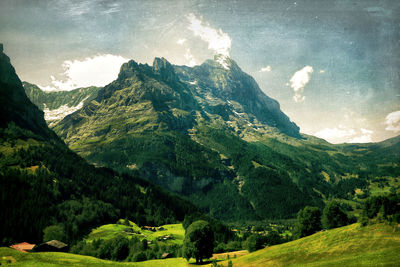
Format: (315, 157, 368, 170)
(152, 57, 178, 83)
(213, 54, 231, 70)
(174, 56, 301, 138)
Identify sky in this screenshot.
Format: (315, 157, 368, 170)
(0, 0, 399, 143)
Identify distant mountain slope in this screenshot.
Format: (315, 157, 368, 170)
(0, 47, 197, 245)
(53, 56, 399, 221)
(23, 82, 100, 126)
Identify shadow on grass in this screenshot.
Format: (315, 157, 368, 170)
(188, 258, 224, 265)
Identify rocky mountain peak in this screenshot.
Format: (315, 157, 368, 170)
(152, 57, 178, 83)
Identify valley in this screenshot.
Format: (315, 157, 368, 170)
(0, 7, 399, 264)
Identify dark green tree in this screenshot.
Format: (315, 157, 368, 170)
(322, 201, 349, 229)
(295, 206, 322, 237)
(43, 225, 65, 242)
(244, 234, 264, 252)
(183, 220, 214, 264)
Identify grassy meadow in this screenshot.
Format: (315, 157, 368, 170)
(215, 223, 400, 266)
(1, 223, 399, 266)
(85, 220, 185, 245)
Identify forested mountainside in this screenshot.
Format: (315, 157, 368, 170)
(0, 48, 198, 246)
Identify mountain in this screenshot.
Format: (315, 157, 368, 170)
(45, 55, 399, 221)
(0, 46, 198, 245)
(23, 82, 100, 126)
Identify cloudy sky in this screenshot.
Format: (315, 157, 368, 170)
(1, 0, 399, 143)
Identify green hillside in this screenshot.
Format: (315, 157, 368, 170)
(86, 221, 185, 245)
(217, 223, 400, 266)
(0, 247, 187, 267)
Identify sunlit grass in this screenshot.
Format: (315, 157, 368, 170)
(215, 223, 400, 266)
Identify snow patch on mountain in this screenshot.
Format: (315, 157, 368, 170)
(43, 97, 88, 123)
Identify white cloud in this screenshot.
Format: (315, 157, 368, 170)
(385, 110, 400, 132)
(177, 38, 186, 45)
(350, 128, 373, 143)
(39, 54, 129, 91)
(350, 134, 372, 143)
(315, 126, 374, 144)
(361, 128, 373, 135)
(184, 48, 197, 67)
(260, 66, 271, 72)
(315, 126, 355, 141)
(290, 66, 313, 102)
(187, 13, 231, 69)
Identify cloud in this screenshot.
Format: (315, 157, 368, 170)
(177, 38, 186, 45)
(186, 13, 232, 58)
(184, 48, 197, 67)
(260, 66, 271, 72)
(361, 128, 373, 134)
(385, 110, 400, 132)
(315, 126, 374, 144)
(350, 128, 373, 143)
(39, 54, 128, 91)
(289, 66, 313, 102)
(315, 126, 356, 141)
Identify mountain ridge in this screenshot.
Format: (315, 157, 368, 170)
(23, 54, 400, 221)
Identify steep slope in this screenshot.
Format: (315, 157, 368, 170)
(53, 56, 399, 221)
(23, 82, 100, 126)
(0, 47, 197, 245)
(0, 45, 53, 139)
(174, 56, 300, 138)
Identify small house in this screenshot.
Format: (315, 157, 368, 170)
(33, 240, 68, 252)
(10, 242, 35, 252)
(161, 252, 171, 259)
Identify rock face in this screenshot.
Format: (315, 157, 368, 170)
(175, 56, 300, 137)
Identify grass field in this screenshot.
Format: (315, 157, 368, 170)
(0, 247, 188, 266)
(86, 220, 185, 245)
(2, 223, 399, 266)
(215, 223, 400, 267)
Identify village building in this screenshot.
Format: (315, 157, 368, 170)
(33, 240, 68, 252)
(9, 242, 35, 252)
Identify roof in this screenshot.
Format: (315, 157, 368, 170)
(10, 242, 35, 252)
(45, 240, 68, 248)
(161, 252, 171, 259)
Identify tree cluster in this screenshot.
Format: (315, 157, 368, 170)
(295, 201, 353, 238)
(71, 235, 181, 262)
